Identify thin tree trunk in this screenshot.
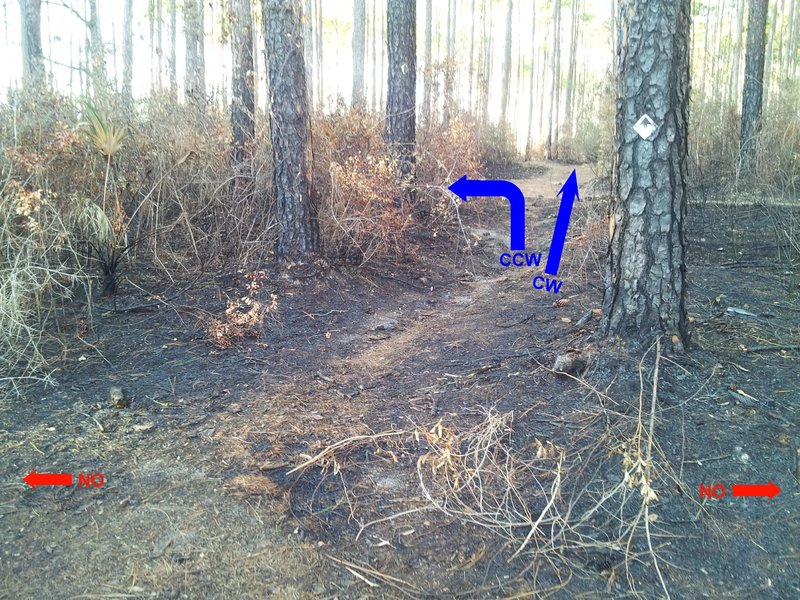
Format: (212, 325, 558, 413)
(352, 0, 366, 107)
(546, 0, 561, 159)
(443, 0, 456, 125)
(88, 0, 106, 96)
(480, 0, 492, 123)
(265, 0, 320, 260)
(122, 0, 133, 103)
(740, 0, 769, 176)
(231, 0, 255, 167)
(184, 0, 205, 104)
(500, 0, 513, 124)
(730, 0, 745, 109)
(423, 0, 432, 123)
(18, 0, 44, 86)
(386, 0, 416, 205)
(563, 0, 580, 143)
(169, 0, 177, 100)
(371, 0, 378, 111)
(525, 2, 536, 160)
(315, 0, 323, 110)
(468, 0, 476, 114)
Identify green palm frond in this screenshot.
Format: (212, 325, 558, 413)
(85, 104, 127, 158)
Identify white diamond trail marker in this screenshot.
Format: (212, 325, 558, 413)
(633, 114, 657, 139)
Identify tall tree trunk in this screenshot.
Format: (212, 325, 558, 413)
(563, 0, 580, 143)
(740, 0, 769, 176)
(264, 0, 320, 260)
(468, 0, 476, 114)
(765, 0, 778, 102)
(730, 0, 745, 109)
(423, 0, 432, 123)
(122, 0, 133, 103)
(443, 0, 456, 125)
(525, 2, 536, 160)
(787, 0, 798, 78)
(480, 0, 492, 123)
(303, 0, 313, 107)
(88, 0, 107, 96)
(601, 0, 691, 353)
(546, 0, 561, 159)
(371, 0, 378, 111)
(156, 0, 163, 89)
(352, 0, 366, 107)
(315, 0, 323, 110)
(231, 0, 255, 166)
(18, 0, 44, 86)
(386, 0, 416, 205)
(184, 0, 205, 104)
(169, 0, 177, 100)
(500, 0, 513, 124)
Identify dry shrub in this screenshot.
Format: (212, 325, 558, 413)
(313, 105, 412, 263)
(416, 115, 483, 220)
(206, 270, 278, 349)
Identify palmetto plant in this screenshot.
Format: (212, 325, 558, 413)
(84, 105, 128, 296)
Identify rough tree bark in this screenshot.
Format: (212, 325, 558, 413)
(264, 0, 320, 261)
(352, 0, 366, 106)
(18, 0, 44, 85)
(600, 0, 691, 353)
(443, 0, 456, 125)
(740, 0, 769, 176)
(500, 0, 513, 124)
(231, 0, 255, 166)
(386, 0, 416, 205)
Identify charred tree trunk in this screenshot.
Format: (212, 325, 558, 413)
(88, 0, 107, 96)
(600, 0, 691, 353)
(18, 0, 44, 86)
(264, 0, 320, 261)
(386, 0, 416, 205)
(740, 0, 769, 176)
(231, 0, 255, 167)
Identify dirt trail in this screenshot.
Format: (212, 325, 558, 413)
(2, 162, 799, 599)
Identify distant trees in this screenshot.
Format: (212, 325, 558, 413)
(122, 0, 133, 103)
(183, 0, 206, 104)
(18, 0, 44, 86)
(386, 0, 416, 205)
(500, 0, 513, 125)
(231, 0, 255, 167)
(264, 0, 320, 261)
(352, 0, 366, 107)
(601, 0, 691, 352)
(739, 0, 769, 176)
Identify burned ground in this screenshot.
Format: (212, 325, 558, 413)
(1, 163, 798, 599)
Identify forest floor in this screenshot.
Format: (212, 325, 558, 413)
(1, 162, 799, 599)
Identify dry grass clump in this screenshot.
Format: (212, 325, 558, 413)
(206, 270, 278, 349)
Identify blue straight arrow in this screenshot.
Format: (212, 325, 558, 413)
(448, 175, 526, 250)
(545, 170, 580, 276)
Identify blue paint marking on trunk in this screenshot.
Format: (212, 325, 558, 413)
(448, 175, 526, 251)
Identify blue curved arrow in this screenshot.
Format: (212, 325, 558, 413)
(544, 170, 580, 276)
(448, 175, 526, 250)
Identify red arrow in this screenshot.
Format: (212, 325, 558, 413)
(23, 470, 73, 488)
(731, 481, 781, 500)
